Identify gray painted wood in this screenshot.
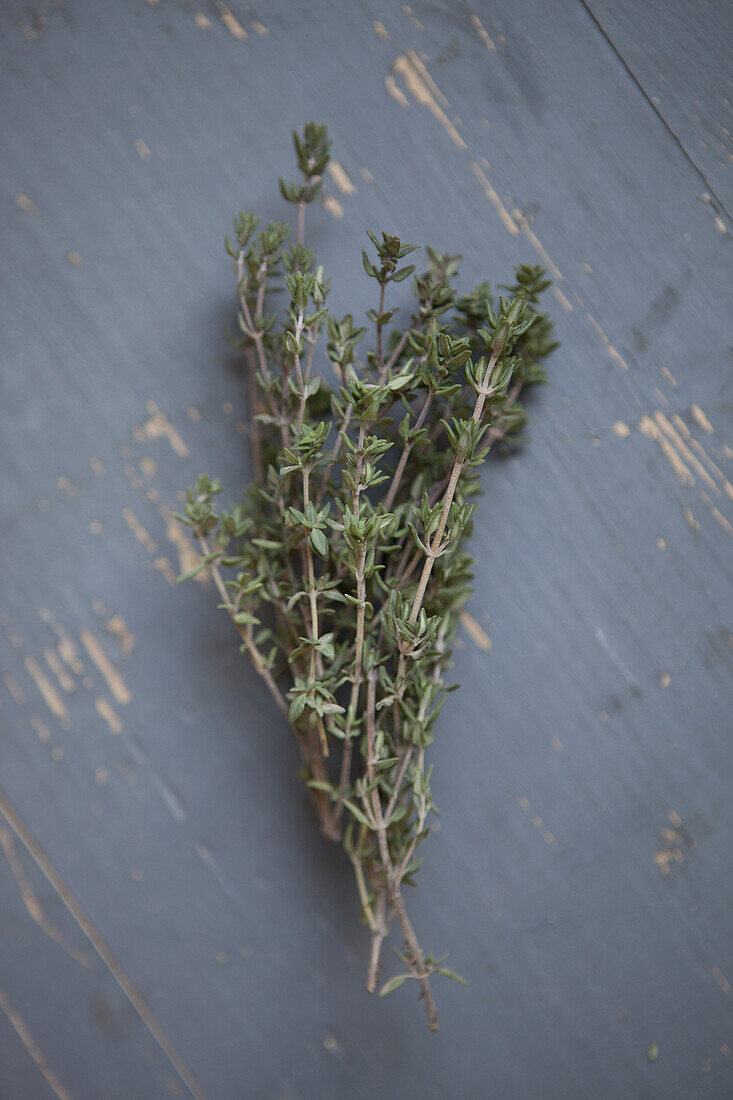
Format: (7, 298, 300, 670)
(1, 1, 731, 1096)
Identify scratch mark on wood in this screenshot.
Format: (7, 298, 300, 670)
(690, 405, 714, 434)
(612, 421, 631, 437)
(194, 13, 211, 30)
(654, 847, 683, 876)
(654, 412, 721, 495)
(55, 630, 84, 676)
(252, 20, 269, 36)
(154, 557, 179, 585)
(104, 614, 135, 657)
(134, 140, 150, 160)
(123, 508, 159, 554)
(699, 492, 733, 534)
(0, 985, 72, 1100)
(712, 965, 731, 995)
(24, 657, 70, 725)
(160, 507, 208, 585)
(30, 717, 50, 742)
(152, 778, 186, 822)
(509, 206, 564, 281)
(323, 195, 344, 219)
(385, 75, 410, 108)
(80, 631, 131, 706)
(4, 675, 25, 705)
(638, 414, 694, 485)
(592, 627, 639, 689)
(140, 456, 158, 477)
(517, 794, 557, 845)
(43, 649, 75, 693)
(194, 843, 239, 901)
(134, 401, 189, 457)
(56, 476, 76, 497)
(471, 162, 518, 235)
(215, 2, 247, 39)
(402, 5, 424, 31)
(392, 52, 466, 149)
(16, 193, 37, 213)
(581, 310, 629, 370)
(328, 160, 356, 195)
(95, 697, 122, 734)
(470, 14, 497, 52)
(671, 414, 733, 499)
(0, 788, 208, 1100)
(0, 825, 90, 967)
(552, 285, 574, 312)
(460, 611, 492, 651)
(373, 20, 390, 40)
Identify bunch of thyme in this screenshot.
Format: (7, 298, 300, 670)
(179, 123, 557, 1030)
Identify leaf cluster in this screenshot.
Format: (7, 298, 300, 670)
(180, 124, 557, 1030)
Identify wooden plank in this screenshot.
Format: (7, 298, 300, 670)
(0, 808, 186, 1098)
(584, 0, 733, 218)
(1, 0, 731, 1096)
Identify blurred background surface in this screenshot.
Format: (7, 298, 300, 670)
(1, 1, 731, 1096)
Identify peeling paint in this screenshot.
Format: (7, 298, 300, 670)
(471, 162, 518, 236)
(385, 75, 410, 109)
(160, 507, 208, 585)
(470, 13, 496, 52)
(81, 631, 131, 706)
(216, 2, 247, 39)
(638, 414, 694, 485)
(460, 611, 492, 651)
(323, 195, 344, 219)
(0, 826, 90, 967)
(24, 657, 69, 725)
(134, 401, 189, 457)
(0, 985, 72, 1100)
(122, 508, 158, 554)
(690, 405, 714, 434)
(95, 697, 122, 734)
(392, 52, 466, 149)
(328, 160, 356, 195)
(43, 649, 75, 693)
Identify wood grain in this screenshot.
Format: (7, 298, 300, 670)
(1, 0, 731, 1095)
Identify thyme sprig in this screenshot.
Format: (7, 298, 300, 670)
(179, 123, 557, 1030)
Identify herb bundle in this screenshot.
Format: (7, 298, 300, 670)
(179, 124, 556, 1030)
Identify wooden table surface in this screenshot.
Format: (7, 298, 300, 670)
(1, 1, 731, 1096)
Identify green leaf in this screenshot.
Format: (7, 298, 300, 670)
(379, 974, 410, 997)
(233, 611, 260, 625)
(177, 563, 207, 583)
(391, 264, 415, 283)
(437, 968, 468, 986)
(343, 799, 371, 827)
(309, 528, 329, 559)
